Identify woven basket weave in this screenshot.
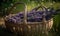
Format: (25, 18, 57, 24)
(5, 2, 53, 36)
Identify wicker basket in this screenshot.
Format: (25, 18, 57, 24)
(5, 2, 53, 36)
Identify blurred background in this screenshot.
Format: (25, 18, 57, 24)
(0, 0, 60, 36)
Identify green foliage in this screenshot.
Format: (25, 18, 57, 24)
(0, 0, 13, 17)
(0, 0, 60, 36)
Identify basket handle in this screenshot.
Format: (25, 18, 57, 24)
(31, 5, 47, 12)
(6, 2, 27, 24)
(8, 2, 26, 14)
